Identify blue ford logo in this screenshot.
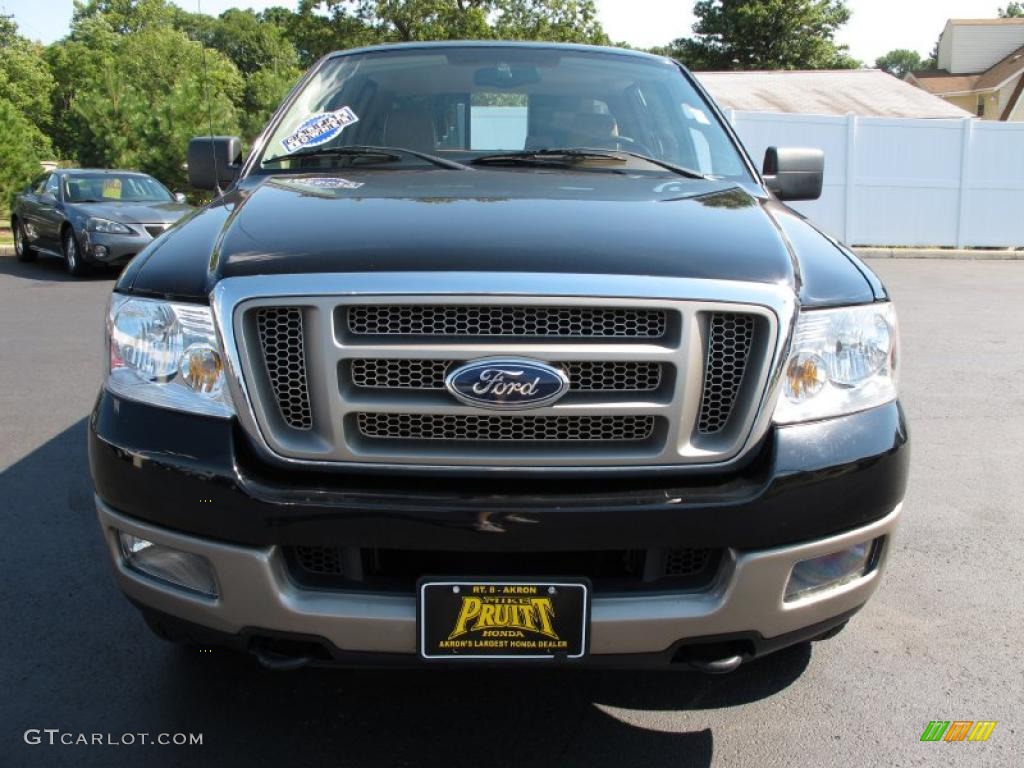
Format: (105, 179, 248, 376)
(445, 358, 570, 410)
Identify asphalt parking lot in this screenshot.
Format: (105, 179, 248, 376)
(1, 254, 1021, 768)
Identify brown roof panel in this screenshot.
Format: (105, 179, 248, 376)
(909, 70, 981, 94)
(948, 18, 1024, 25)
(975, 44, 1024, 89)
(697, 69, 973, 118)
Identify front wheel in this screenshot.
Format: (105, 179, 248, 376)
(14, 220, 37, 262)
(62, 227, 87, 277)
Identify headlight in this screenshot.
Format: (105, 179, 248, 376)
(106, 294, 234, 417)
(88, 217, 134, 234)
(774, 303, 898, 424)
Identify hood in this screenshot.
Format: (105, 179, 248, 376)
(73, 200, 192, 224)
(123, 169, 876, 305)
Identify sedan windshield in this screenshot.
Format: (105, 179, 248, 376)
(64, 174, 172, 203)
(258, 46, 750, 180)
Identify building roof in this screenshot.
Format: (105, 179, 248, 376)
(695, 69, 973, 119)
(909, 44, 1024, 95)
(946, 17, 1024, 25)
(909, 70, 981, 95)
(976, 44, 1024, 89)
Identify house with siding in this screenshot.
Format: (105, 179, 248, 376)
(906, 18, 1024, 121)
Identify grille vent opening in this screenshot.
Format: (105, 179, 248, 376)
(255, 307, 313, 430)
(697, 313, 756, 434)
(356, 413, 657, 442)
(346, 305, 667, 338)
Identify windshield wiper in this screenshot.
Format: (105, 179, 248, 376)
(472, 148, 709, 179)
(471, 149, 627, 169)
(263, 145, 470, 171)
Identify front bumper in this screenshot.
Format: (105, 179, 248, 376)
(98, 498, 899, 663)
(82, 228, 159, 264)
(89, 391, 908, 665)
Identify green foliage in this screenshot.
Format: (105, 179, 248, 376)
(875, 49, 923, 79)
(668, 0, 859, 71)
(0, 98, 42, 216)
(999, 3, 1024, 18)
(49, 11, 243, 189)
(0, 17, 55, 154)
(492, 0, 609, 44)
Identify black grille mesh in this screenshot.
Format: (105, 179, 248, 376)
(346, 305, 666, 338)
(664, 548, 713, 577)
(356, 413, 656, 442)
(255, 307, 313, 430)
(350, 359, 663, 392)
(697, 313, 756, 434)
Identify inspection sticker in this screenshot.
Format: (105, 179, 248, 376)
(281, 106, 359, 154)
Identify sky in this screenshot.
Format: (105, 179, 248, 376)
(0, 0, 1012, 65)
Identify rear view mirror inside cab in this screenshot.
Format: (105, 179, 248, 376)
(473, 64, 541, 89)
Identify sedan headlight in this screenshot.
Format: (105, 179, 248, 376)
(88, 217, 134, 234)
(774, 303, 898, 424)
(106, 294, 234, 417)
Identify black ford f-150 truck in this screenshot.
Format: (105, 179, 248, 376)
(89, 42, 907, 672)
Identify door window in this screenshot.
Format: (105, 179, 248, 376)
(43, 174, 60, 199)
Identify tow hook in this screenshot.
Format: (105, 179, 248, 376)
(688, 654, 744, 674)
(250, 643, 313, 671)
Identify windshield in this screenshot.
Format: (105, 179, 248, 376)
(257, 46, 750, 180)
(64, 174, 172, 203)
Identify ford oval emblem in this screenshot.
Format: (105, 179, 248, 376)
(445, 358, 570, 410)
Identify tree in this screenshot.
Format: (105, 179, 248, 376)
(265, 2, 377, 67)
(493, 0, 609, 44)
(999, 2, 1024, 17)
(875, 48, 922, 79)
(71, 0, 176, 34)
(0, 98, 42, 217)
(294, 0, 608, 50)
(0, 17, 55, 155)
(49, 8, 243, 188)
(668, 0, 859, 71)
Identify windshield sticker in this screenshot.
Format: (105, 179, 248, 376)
(102, 178, 123, 199)
(281, 106, 360, 154)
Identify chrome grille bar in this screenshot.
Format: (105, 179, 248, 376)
(349, 359, 663, 392)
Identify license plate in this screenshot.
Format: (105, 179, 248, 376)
(418, 580, 590, 660)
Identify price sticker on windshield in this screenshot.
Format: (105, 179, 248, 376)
(281, 106, 360, 154)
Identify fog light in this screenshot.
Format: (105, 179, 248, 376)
(784, 538, 879, 602)
(118, 532, 218, 597)
(93, 245, 109, 258)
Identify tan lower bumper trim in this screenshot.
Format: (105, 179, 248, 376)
(97, 497, 901, 655)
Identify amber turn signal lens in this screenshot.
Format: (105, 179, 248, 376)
(785, 352, 827, 401)
(181, 344, 224, 395)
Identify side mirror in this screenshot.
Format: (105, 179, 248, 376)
(173, 192, 187, 204)
(762, 147, 824, 201)
(187, 136, 242, 191)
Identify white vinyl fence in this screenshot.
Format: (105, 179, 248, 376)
(727, 110, 1024, 248)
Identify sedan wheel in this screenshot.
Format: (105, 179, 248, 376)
(63, 229, 87, 277)
(14, 221, 37, 262)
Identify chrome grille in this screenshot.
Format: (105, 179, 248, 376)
(255, 307, 312, 430)
(346, 305, 666, 338)
(144, 224, 168, 238)
(356, 413, 657, 442)
(350, 359, 663, 392)
(697, 313, 756, 434)
(227, 277, 786, 470)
